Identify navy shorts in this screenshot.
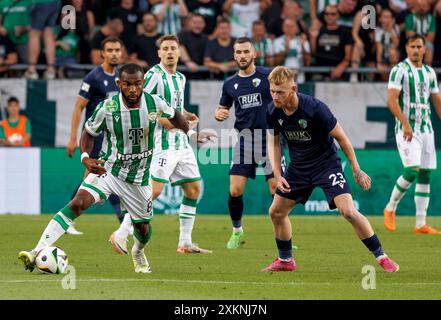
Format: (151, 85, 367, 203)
(30, 1, 61, 31)
(229, 131, 274, 180)
(276, 162, 351, 209)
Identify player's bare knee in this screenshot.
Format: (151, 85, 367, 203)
(230, 187, 244, 197)
(339, 207, 358, 223)
(269, 206, 285, 222)
(184, 183, 200, 199)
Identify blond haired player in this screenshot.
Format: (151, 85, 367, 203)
(262, 66, 399, 273)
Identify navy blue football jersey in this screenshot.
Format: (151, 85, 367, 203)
(267, 93, 340, 171)
(219, 66, 272, 131)
(78, 66, 120, 120)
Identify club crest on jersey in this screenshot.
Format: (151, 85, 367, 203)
(148, 112, 158, 121)
(234, 83, 238, 90)
(278, 119, 284, 126)
(106, 100, 118, 112)
(104, 80, 108, 86)
(114, 115, 120, 122)
(252, 78, 261, 87)
(298, 119, 307, 128)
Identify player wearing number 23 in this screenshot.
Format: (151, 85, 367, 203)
(262, 66, 399, 273)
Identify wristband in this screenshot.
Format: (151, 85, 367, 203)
(187, 129, 197, 138)
(81, 152, 89, 163)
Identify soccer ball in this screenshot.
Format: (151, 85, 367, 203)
(35, 246, 69, 274)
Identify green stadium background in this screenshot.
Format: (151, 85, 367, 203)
(1, 79, 440, 215)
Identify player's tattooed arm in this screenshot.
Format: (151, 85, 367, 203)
(169, 110, 189, 134)
(330, 122, 371, 191)
(79, 130, 106, 175)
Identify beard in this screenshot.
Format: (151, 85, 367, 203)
(236, 58, 253, 70)
(122, 91, 142, 106)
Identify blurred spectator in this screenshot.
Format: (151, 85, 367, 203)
(261, 0, 282, 35)
(54, 26, 80, 78)
(267, 0, 307, 38)
(109, 0, 141, 50)
(223, 0, 271, 38)
(310, 4, 353, 81)
(187, 0, 222, 36)
(25, 0, 62, 80)
(405, 0, 435, 65)
(0, 32, 18, 75)
(309, 0, 339, 26)
(350, 5, 376, 82)
(0, 0, 32, 64)
(273, 19, 311, 83)
(72, 0, 95, 64)
(204, 18, 236, 79)
(337, 0, 360, 29)
(395, 0, 416, 59)
(90, 0, 109, 25)
(375, 8, 400, 81)
(90, 17, 124, 64)
(129, 12, 162, 68)
(251, 20, 274, 67)
(151, 0, 189, 35)
(0, 97, 31, 147)
(178, 13, 208, 76)
(434, 0, 441, 67)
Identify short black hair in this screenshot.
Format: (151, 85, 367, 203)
(119, 63, 145, 78)
(406, 33, 426, 45)
(7, 96, 19, 104)
(142, 11, 157, 21)
(234, 37, 253, 46)
(101, 36, 124, 50)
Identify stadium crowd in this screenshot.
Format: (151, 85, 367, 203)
(0, 0, 440, 81)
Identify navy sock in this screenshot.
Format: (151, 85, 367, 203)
(361, 234, 384, 258)
(228, 194, 243, 228)
(276, 238, 292, 260)
(109, 194, 124, 223)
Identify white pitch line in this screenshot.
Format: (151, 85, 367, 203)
(1, 278, 441, 287)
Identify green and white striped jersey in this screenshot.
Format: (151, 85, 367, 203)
(388, 58, 439, 134)
(253, 38, 274, 66)
(152, 4, 182, 35)
(404, 13, 436, 37)
(144, 63, 189, 151)
(85, 92, 175, 186)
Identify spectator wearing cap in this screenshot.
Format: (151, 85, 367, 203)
(0, 97, 31, 147)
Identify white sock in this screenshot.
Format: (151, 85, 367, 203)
(386, 176, 413, 212)
(132, 227, 150, 253)
(179, 197, 197, 246)
(115, 213, 132, 239)
(415, 183, 430, 228)
(33, 212, 73, 253)
(233, 226, 243, 233)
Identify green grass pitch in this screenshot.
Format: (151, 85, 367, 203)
(1, 214, 441, 299)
